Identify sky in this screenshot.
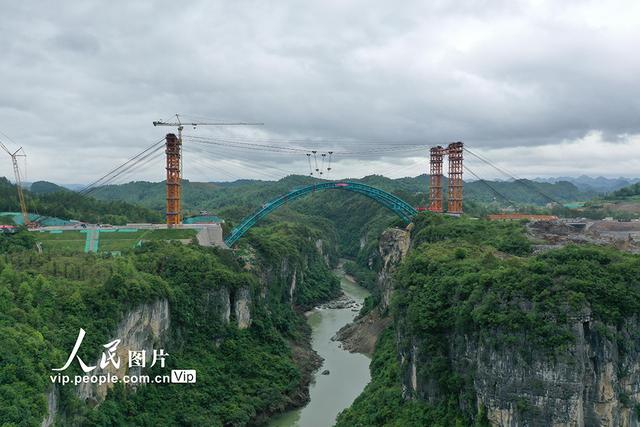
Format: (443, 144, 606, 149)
(1, 0, 639, 185)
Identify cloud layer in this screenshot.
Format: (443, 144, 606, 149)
(1, 0, 639, 183)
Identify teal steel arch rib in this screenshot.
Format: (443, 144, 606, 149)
(224, 181, 417, 247)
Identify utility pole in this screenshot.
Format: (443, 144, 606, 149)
(153, 114, 263, 227)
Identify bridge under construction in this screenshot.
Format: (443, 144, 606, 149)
(4, 115, 569, 249)
(156, 130, 468, 246)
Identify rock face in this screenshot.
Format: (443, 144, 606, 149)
(335, 308, 391, 355)
(234, 286, 252, 329)
(398, 308, 640, 426)
(41, 386, 58, 427)
(289, 269, 297, 305)
(206, 287, 231, 324)
(42, 284, 245, 425)
(374, 223, 640, 426)
(334, 227, 408, 356)
(377, 228, 410, 310)
(249, 237, 333, 310)
(77, 299, 171, 405)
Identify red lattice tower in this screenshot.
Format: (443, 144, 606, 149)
(428, 146, 445, 212)
(165, 133, 182, 226)
(447, 141, 464, 214)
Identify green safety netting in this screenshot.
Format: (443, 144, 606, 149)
(183, 215, 222, 224)
(0, 212, 73, 227)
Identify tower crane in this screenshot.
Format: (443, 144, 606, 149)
(0, 139, 31, 227)
(153, 114, 263, 226)
(153, 114, 264, 141)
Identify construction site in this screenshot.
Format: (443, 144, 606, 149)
(4, 127, 640, 254)
(3, 131, 465, 251)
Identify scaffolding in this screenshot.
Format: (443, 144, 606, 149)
(447, 142, 463, 214)
(428, 142, 464, 214)
(428, 146, 444, 213)
(165, 133, 181, 226)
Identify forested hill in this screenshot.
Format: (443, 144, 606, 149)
(0, 177, 161, 224)
(87, 175, 593, 257)
(336, 214, 640, 426)
(608, 182, 640, 199)
(0, 219, 341, 425)
(90, 174, 594, 218)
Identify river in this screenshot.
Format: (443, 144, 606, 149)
(268, 268, 371, 427)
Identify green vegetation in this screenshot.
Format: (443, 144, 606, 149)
(34, 229, 197, 253)
(0, 220, 338, 426)
(338, 214, 640, 426)
(89, 174, 594, 253)
(410, 214, 532, 256)
(92, 175, 594, 217)
(0, 234, 171, 426)
(0, 177, 162, 225)
(243, 221, 341, 310)
(336, 329, 488, 427)
(0, 214, 16, 225)
(609, 182, 640, 199)
(0, 227, 36, 252)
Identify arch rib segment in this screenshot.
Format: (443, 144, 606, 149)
(224, 181, 417, 247)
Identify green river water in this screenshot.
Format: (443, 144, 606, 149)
(268, 269, 371, 427)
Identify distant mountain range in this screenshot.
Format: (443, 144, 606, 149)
(21, 176, 639, 195)
(531, 176, 640, 193)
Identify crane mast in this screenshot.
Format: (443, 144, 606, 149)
(153, 114, 263, 227)
(0, 140, 31, 227)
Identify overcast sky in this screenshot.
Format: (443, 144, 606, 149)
(1, 0, 639, 184)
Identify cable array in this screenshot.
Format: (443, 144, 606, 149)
(464, 146, 563, 205)
(79, 138, 165, 195)
(184, 135, 434, 156)
(463, 165, 515, 207)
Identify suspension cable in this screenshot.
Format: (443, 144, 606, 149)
(306, 153, 313, 176)
(463, 165, 515, 207)
(80, 138, 165, 194)
(464, 146, 564, 205)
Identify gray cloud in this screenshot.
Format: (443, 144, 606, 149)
(0, 0, 639, 183)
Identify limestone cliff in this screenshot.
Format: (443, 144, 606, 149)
(234, 286, 252, 329)
(245, 236, 336, 310)
(336, 227, 409, 355)
(399, 308, 640, 426)
(78, 299, 171, 404)
(377, 227, 410, 310)
(42, 283, 252, 425)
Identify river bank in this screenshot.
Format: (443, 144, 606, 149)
(268, 267, 371, 427)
